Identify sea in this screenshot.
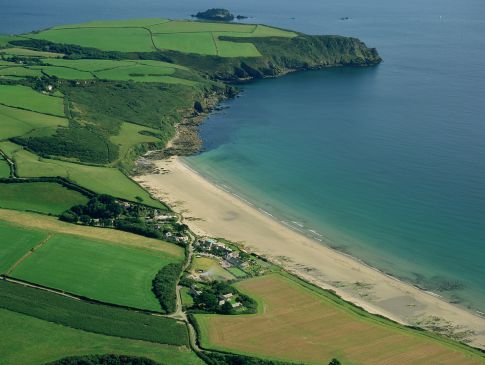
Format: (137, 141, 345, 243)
(1, 0, 484, 313)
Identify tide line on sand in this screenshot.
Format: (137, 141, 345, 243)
(135, 156, 485, 349)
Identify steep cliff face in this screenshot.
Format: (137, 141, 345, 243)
(167, 34, 381, 81)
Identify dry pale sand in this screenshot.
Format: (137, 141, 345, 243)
(135, 156, 485, 349)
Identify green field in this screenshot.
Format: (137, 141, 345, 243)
(180, 287, 194, 308)
(0, 308, 203, 365)
(0, 220, 47, 273)
(0, 209, 183, 258)
(0, 66, 43, 78)
(26, 19, 296, 57)
(0, 104, 68, 139)
(0, 47, 63, 57)
(191, 257, 235, 281)
(53, 18, 170, 29)
(226, 266, 248, 278)
(0, 182, 88, 215)
(9, 146, 164, 207)
(195, 274, 484, 365)
(110, 122, 161, 161)
(33, 65, 94, 80)
(0, 280, 188, 346)
(0, 158, 10, 177)
(30, 27, 156, 52)
(11, 231, 181, 311)
(0, 85, 65, 117)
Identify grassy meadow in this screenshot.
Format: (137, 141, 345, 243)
(0, 308, 203, 365)
(0, 209, 183, 257)
(195, 274, 485, 365)
(9, 147, 164, 207)
(10, 231, 181, 311)
(0, 85, 65, 116)
(191, 257, 235, 281)
(0, 280, 188, 346)
(0, 182, 88, 215)
(0, 158, 10, 177)
(0, 104, 67, 139)
(0, 220, 47, 273)
(25, 18, 295, 57)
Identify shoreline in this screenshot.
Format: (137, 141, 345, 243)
(135, 156, 485, 349)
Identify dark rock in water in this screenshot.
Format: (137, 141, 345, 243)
(193, 8, 235, 21)
(236, 15, 248, 20)
(340, 16, 350, 20)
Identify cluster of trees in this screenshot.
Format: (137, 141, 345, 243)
(60, 194, 122, 224)
(192, 281, 257, 315)
(152, 263, 182, 313)
(45, 354, 161, 365)
(14, 122, 120, 164)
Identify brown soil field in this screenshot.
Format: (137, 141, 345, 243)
(0, 209, 183, 258)
(195, 274, 484, 365)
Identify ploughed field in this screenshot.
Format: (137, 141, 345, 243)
(0, 210, 183, 311)
(195, 274, 485, 365)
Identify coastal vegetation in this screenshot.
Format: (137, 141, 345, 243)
(5, 15, 476, 365)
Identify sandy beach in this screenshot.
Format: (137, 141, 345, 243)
(135, 156, 485, 349)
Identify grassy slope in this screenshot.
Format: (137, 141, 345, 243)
(9, 147, 165, 208)
(0, 158, 10, 177)
(0, 220, 47, 273)
(195, 274, 484, 365)
(0, 209, 184, 258)
(0, 280, 188, 346)
(0, 104, 68, 139)
(30, 27, 156, 52)
(0, 182, 88, 215)
(0, 308, 203, 365)
(191, 257, 235, 281)
(11, 231, 179, 311)
(0, 85, 65, 116)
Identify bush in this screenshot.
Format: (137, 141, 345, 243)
(44, 354, 162, 365)
(152, 263, 182, 313)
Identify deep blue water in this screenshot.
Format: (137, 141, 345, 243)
(1, 0, 484, 312)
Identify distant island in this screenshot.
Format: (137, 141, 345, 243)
(192, 8, 247, 21)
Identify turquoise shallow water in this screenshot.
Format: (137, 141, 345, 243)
(2, 0, 484, 312)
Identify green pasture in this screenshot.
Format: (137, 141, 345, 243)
(29, 27, 156, 52)
(0, 280, 189, 345)
(0, 158, 10, 177)
(0, 220, 47, 273)
(0, 182, 88, 215)
(153, 32, 217, 55)
(11, 232, 181, 311)
(0, 47, 63, 57)
(226, 266, 248, 278)
(0, 35, 22, 47)
(0, 85, 65, 117)
(148, 20, 256, 33)
(0, 308, 203, 365)
(10, 147, 164, 207)
(191, 257, 235, 281)
(180, 287, 194, 308)
(0, 104, 67, 139)
(110, 121, 161, 161)
(33, 65, 94, 80)
(0, 140, 22, 157)
(53, 18, 170, 29)
(43, 58, 135, 71)
(0, 66, 43, 77)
